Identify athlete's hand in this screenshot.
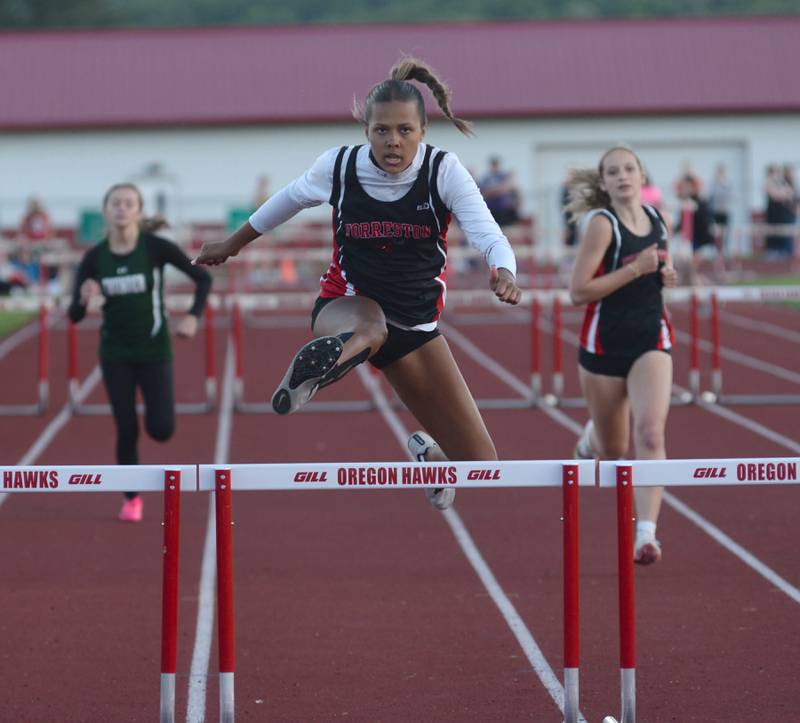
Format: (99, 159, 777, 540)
(634, 243, 660, 275)
(490, 265, 521, 305)
(193, 239, 239, 267)
(660, 262, 678, 287)
(79, 278, 102, 305)
(175, 314, 198, 339)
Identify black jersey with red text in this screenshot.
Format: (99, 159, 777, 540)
(579, 205, 673, 357)
(319, 144, 451, 328)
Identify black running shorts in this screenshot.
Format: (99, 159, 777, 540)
(578, 347, 670, 378)
(311, 296, 440, 369)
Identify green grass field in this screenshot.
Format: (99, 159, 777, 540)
(0, 311, 36, 338)
(736, 274, 800, 309)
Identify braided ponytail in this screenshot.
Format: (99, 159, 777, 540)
(354, 56, 474, 136)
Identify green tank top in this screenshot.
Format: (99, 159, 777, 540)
(96, 236, 172, 363)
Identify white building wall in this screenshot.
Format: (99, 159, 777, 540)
(2, 113, 797, 246)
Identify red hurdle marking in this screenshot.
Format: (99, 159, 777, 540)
(204, 304, 217, 404)
(552, 295, 564, 399)
(710, 292, 722, 397)
(562, 463, 580, 723)
(160, 469, 182, 723)
(232, 301, 244, 403)
(615, 464, 636, 723)
(530, 296, 541, 399)
(68, 319, 79, 406)
(68, 309, 216, 413)
(37, 304, 49, 411)
(0, 300, 50, 416)
(215, 468, 236, 723)
(689, 292, 700, 399)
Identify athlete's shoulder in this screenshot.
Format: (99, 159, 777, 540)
(81, 239, 105, 262)
(584, 208, 615, 228)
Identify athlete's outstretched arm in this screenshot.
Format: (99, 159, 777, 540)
(194, 147, 339, 267)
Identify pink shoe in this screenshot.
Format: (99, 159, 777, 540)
(118, 497, 143, 522)
(634, 537, 662, 565)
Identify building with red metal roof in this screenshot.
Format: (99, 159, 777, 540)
(1, 17, 798, 244)
(2, 16, 798, 130)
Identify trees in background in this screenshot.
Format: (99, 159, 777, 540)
(2, 0, 798, 30)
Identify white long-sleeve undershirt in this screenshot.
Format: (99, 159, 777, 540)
(249, 144, 517, 276)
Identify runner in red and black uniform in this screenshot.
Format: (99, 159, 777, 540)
(566, 146, 679, 565)
(195, 57, 521, 511)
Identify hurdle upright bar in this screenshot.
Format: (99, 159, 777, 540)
(68, 304, 217, 414)
(160, 468, 182, 723)
(615, 464, 636, 723)
(562, 463, 580, 723)
(215, 468, 236, 723)
(0, 299, 50, 416)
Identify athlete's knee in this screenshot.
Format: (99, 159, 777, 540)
(598, 438, 627, 460)
(146, 418, 175, 443)
(634, 419, 665, 455)
(350, 320, 388, 355)
(449, 436, 497, 461)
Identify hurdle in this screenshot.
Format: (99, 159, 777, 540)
(703, 286, 800, 405)
(0, 463, 195, 723)
(197, 459, 595, 722)
(0, 297, 51, 416)
(597, 456, 800, 723)
(67, 298, 218, 415)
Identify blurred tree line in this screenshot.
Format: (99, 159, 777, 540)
(1, 0, 796, 29)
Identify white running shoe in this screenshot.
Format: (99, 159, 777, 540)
(271, 336, 343, 415)
(408, 431, 455, 511)
(634, 536, 662, 565)
(574, 420, 596, 460)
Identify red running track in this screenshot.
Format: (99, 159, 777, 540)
(0, 299, 798, 722)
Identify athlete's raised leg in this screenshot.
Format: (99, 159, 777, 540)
(272, 296, 388, 414)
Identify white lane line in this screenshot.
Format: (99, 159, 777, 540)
(186, 339, 236, 723)
(720, 309, 800, 344)
(662, 490, 800, 604)
(442, 320, 800, 606)
(0, 309, 60, 360)
(673, 328, 800, 385)
(440, 321, 586, 435)
(356, 366, 587, 722)
(439, 322, 530, 397)
(673, 384, 800, 454)
(1, 365, 102, 510)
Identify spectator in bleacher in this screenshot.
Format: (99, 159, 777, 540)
(251, 174, 271, 210)
(675, 176, 717, 284)
(708, 163, 733, 254)
(566, 145, 678, 566)
(479, 156, 521, 228)
(673, 161, 702, 200)
(68, 183, 212, 522)
(0, 248, 29, 295)
(19, 197, 53, 244)
(639, 171, 664, 210)
(195, 56, 521, 512)
(764, 164, 796, 258)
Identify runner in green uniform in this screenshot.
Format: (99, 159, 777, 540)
(68, 183, 212, 521)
